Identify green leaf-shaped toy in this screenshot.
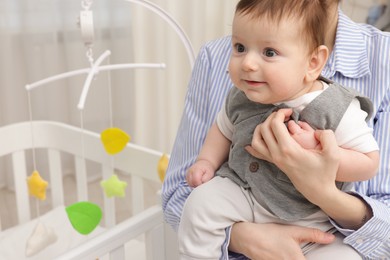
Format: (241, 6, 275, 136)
(65, 202, 102, 235)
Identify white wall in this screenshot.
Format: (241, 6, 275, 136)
(341, 0, 383, 23)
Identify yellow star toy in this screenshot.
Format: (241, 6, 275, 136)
(100, 174, 128, 198)
(27, 170, 48, 200)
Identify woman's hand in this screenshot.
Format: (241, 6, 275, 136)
(245, 109, 294, 163)
(229, 222, 335, 260)
(246, 109, 372, 230)
(246, 109, 340, 204)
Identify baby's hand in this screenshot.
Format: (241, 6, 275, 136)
(287, 120, 321, 150)
(186, 159, 215, 187)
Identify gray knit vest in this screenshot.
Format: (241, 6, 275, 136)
(216, 79, 373, 220)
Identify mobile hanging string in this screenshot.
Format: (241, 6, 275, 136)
(78, 0, 95, 198)
(80, 0, 95, 66)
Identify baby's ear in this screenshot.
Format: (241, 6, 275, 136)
(305, 45, 329, 82)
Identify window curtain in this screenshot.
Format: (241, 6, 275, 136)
(0, 0, 239, 188)
(128, 0, 238, 151)
(0, 0, 238, 150)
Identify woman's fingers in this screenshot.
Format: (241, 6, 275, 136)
(251, 124, 270, 159)
(245, 145, 265, 160)
(249, 109, 296, 163)
(268, 109, 297, 148)
(315, 129, 340, 164)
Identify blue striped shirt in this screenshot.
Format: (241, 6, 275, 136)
(162, 9, 390, 259)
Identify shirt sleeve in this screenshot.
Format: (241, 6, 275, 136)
(161, 37, 233, 231)
(329, 193, 390, 258)
(336, 88, 390, 259)
(221, 226, 250, 259)
(335, 98, 379, 153)
(216, 102, 234, 140)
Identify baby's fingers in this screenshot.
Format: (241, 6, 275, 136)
(297, 121, 315, 132)
(287, 120, 302, 134)
(186, 170, 201, 187)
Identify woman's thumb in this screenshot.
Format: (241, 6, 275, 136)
(296, 227, 336, 245)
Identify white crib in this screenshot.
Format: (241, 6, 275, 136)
(0, 120, 179, 260)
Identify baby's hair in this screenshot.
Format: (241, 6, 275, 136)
(235, 0, 338, 52)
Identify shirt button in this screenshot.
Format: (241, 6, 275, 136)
(249, 162, 259, 172)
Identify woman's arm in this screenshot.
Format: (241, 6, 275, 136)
(244, 108, 390, 258)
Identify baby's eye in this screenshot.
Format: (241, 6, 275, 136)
(234, 43, 246, 53)
(264, 48, 277, 57)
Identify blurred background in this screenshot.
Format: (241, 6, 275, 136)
(0, 0, 388, 188)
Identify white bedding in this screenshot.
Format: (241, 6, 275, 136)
(0, 206, 147, 260)
(0, 206, 104, 260)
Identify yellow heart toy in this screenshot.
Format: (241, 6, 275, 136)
(157, 154, 169, 182)
(100, 127, 130, 155)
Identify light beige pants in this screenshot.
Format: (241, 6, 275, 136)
(306, 232, 362, 259)
(178, 176, 361, 260)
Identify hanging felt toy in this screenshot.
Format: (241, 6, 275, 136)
(65, 201, 102, 235)
(27, 170, 48, 200)
(100, 127, 130, 155)
(157, 154, 169, 182)
(25, 171, 58, 256)
(25, 222, 58, 257)
(100, 174, 128, 198)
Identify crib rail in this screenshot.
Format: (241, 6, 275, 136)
(56, 205, 178, 260)
(0, 120, 179, 260)
(0, 120, 162, 228)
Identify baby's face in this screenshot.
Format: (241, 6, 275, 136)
(228, 12, 315, 104)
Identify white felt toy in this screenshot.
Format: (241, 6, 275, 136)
(25, 222, 57, 257)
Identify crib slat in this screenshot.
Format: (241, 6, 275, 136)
(163, 222, 180, 260)
(131, 175, 144, 215)
(12, 151, 31, 224)
(109, 246, 125, 260)
(75, 156, 88, 201)
(48, 149, 64, 207)
(145, 223, 165, 260)
(102, 164, 116, 228)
